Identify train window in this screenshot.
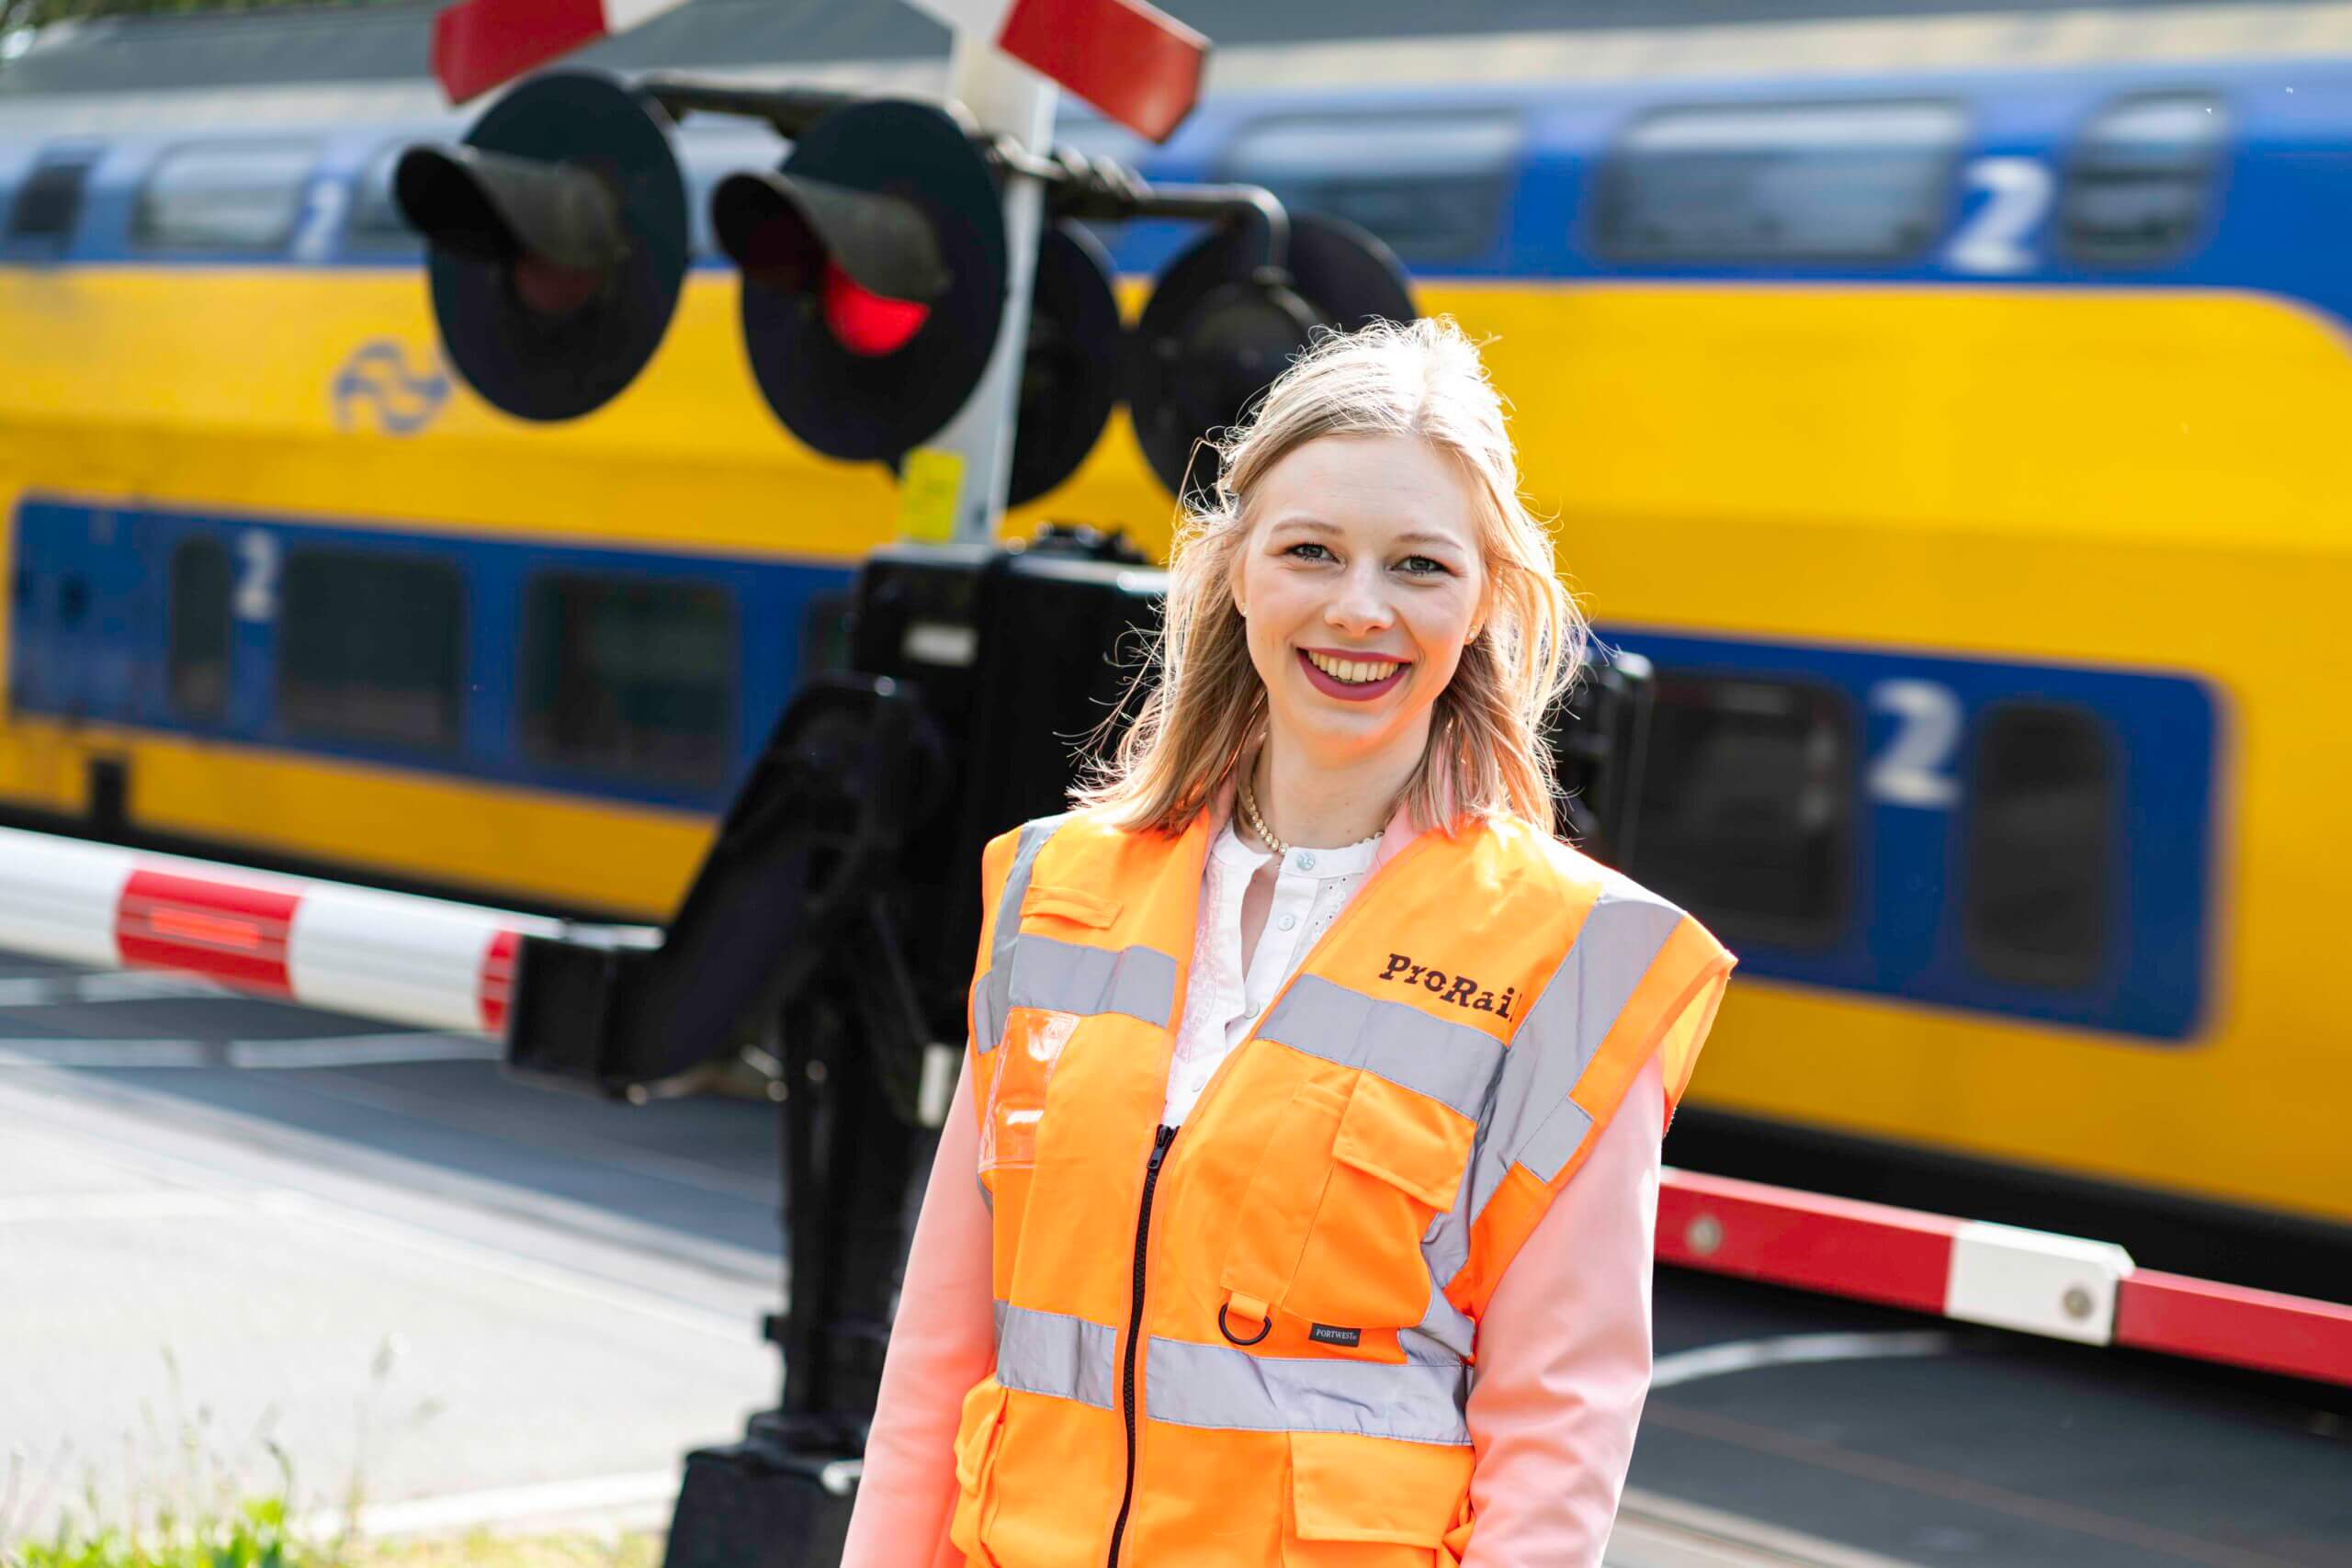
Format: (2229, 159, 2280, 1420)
(132, 141, 319, 254)
(166, 537, 232, 724)
(6, 151, 99, 250)
(520, 574, 735, 785)
(1219, 111, 1522, 266)
(1593, 100, 1964, 263)
(1962, 703, 2113, 987)
(344, 142, 420, 254)
(2059, 93, 2228, 266)
(278, 548, 464, 750)
(1631, 674, 1854, 948)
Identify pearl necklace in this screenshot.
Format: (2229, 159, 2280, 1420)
(1237, 772, 1384, 863)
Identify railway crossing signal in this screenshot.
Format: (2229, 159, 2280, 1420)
(395, 0, 1411, 513)
(395, 69, 1419, 505)
(712, 97, 1009, 465)
(1128, 209, 1417, 495)
(394, 71, 687, 423)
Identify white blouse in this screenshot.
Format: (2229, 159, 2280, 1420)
(1160, 818, 1383, 1126)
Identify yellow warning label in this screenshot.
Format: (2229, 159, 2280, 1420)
(899, 448, 964, 543)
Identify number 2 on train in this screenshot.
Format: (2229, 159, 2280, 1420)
(1867, 678, 1962, 808)
(234, 529, 278, 623)
(1947, 157, 2052, 275)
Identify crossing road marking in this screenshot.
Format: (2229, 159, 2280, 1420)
(1651, 1331, 1958, 1390)
(0, 1039, 209, 1067)
(0, 1188, 298, 1224)
(0, 1033, 501, 1069)
(0, 971, 228, 1007)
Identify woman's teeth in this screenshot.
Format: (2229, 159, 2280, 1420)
(1306, 650, 1405, 684)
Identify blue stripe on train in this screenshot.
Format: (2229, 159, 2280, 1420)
(6, 495, 854, 814)
(5, 496, 2221, 1040)
(1605, 628, 2218, 1043)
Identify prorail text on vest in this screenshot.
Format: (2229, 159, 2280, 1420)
(1379, 953, 1518, 1018)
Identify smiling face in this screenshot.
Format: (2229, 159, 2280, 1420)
(1230, 432, 1491, 775)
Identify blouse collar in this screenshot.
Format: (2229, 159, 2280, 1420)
(1211, 816, 1382, 878)
(1201, 751, 1447, 880)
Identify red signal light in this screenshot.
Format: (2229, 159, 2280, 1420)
(821, 260, 930, 356)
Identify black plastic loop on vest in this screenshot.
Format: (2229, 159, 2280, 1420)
(1218, 1302, 1272, 1347)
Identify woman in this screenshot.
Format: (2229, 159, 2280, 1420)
(843, 317, 1735, 1567)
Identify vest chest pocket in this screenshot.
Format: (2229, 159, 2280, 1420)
(1221, 1070, 1477, 1339)
(978, 1009, 1081, 1176)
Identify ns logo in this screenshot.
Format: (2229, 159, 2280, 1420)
(331, 340, 451, 435)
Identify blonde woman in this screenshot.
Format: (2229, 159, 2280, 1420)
(843, 318, 1735, 1568)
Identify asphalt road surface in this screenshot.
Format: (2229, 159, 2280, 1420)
(0, 951, 2344, 1566)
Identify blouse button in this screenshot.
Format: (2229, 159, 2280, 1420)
(1277, 913, 1297, 931)
(1295, 852, 1317, 871)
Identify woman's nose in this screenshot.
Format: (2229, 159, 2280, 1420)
(1325, 569, 1395, 633)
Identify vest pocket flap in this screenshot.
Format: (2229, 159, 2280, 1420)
(952, 1375, 1010, 1492)
(1331, 1072, 1476, 1213)
(1288, 1431, 1475, 1546)
(1020, 884, 1123, 929)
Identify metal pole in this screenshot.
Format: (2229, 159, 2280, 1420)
(907, 35, 1056, 545)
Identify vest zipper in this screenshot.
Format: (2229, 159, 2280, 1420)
(1105, 1122, 1178, 1568)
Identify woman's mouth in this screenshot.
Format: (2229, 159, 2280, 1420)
(1297, 648, 1411, 702)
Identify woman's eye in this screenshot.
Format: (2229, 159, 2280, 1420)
(1284, 542, 1335, 562)
(1397, 555, 1449, 576)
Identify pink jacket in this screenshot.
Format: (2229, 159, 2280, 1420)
(842, 803, 1673, 1567)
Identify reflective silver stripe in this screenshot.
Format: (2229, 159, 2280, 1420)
(1256, 975, 1503, 1125)
(1423, 879, 1685, 1291)
(993, 1302, 1117, 1410)
(1402, 1284, 1476, 1365)
(1006, 933, 1179, 1028)
(1146, 1337, 1469, 1446)
(1514, 1097, 1597, 1185)
(973, 815, 1067, 1055)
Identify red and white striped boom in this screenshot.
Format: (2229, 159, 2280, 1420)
(0, 825, 577, 1038)
(1659, 1168, 2352, 1389)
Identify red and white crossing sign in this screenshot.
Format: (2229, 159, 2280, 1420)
(432, 0, 1207, 141)
(903, 0, 1205, 141)
(432, 0, 688, 108)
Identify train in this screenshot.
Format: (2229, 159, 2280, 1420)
(3, 0, 2347, 1281)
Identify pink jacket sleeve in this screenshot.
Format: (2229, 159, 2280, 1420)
(839, 1055, 995, 1568)
(1459, 1049, 1667, 1567)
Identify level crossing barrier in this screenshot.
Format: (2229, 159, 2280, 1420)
(1658, 1168, 2352, 1388)
(0, 823, 599, 1040)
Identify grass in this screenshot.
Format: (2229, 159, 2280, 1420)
(1, 1344, 656, 1568)
(4, 1504, 664, 1568)
(350, 1532, 662, 1568)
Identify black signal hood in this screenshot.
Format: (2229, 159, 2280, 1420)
(394, 70, 688, 423)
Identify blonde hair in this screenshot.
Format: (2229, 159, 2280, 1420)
(1076, 315, 1589, 837)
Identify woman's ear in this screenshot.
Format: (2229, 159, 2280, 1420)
(1469, 571, 1497, 643)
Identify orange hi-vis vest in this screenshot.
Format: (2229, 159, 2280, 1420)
(951, 806, 1734, 1568)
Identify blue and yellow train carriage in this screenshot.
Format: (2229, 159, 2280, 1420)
(2, 6, 2346, 1261)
